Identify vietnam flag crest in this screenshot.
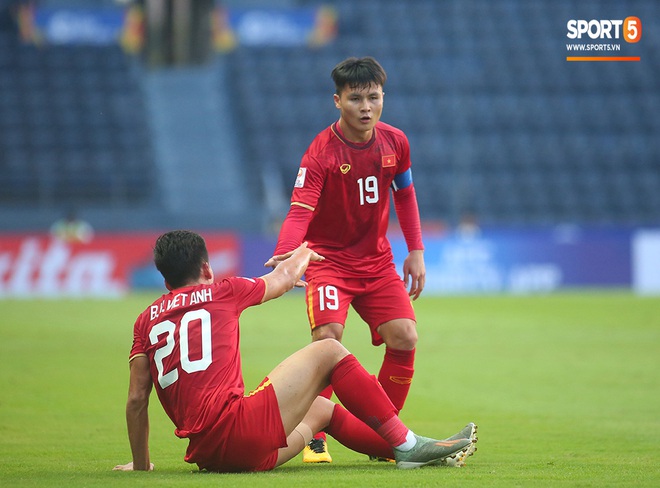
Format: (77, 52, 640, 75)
(382, 154, 396, 167)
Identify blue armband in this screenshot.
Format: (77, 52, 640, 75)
(391, 169, 413, 191)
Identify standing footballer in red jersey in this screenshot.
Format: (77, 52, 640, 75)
(266, 57, 428, 463)
(113, 230, 476, 473)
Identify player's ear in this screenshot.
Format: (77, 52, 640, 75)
(333, 93, 341, 108)
(202, 261, 214, 282)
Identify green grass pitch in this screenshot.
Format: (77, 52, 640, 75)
(1, 291, 658, 487)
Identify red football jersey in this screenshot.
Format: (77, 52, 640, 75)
(129, 276, 266, 438)
(291, 121, 412, 278)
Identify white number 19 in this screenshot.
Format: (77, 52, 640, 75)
(318, 285, 339, 311)
(357, 176, 379, 205)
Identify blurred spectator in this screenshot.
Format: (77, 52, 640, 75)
(50, 209, 94, 244)
(456, 212, 481, 239)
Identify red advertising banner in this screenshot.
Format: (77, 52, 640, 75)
(0, 232, 239, 298)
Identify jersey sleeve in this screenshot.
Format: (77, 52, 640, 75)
(290, 153, 325, 210)
(395, 131, 412, 174)
(392, 131, 423, 251)
(393, 184, 424, 251)
(274, 152, 325, 255)
(273, 204, 313, 255)
(226, 276, 267, 312)
(129, 313, 147, 361)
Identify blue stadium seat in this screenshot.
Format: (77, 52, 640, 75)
(0, 0, 156, 209)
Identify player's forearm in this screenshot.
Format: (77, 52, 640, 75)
(274, 205, 313, 254)
(126, 398, 151, 470)
(274, 247, 312, 290)
(393, 185, 424, 251)
(263, 245, 317, 301)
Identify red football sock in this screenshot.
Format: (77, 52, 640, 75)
(330, 354, 408, 446)
(325, 404, 394, 459)
(378, 347, 415, 412)
(312, 385, 334, 441)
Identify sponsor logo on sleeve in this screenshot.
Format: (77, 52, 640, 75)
(294, 167, 307, 188)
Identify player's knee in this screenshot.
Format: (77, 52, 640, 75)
(313, 338, 350, 362)
(320, 337, 348, 353)
(403, 322, 418, 346)
(380, 319, 418, 349)
(394, 332, 418, 350)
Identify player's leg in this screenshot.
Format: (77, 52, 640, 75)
(277, 398, 394, 468)
(275, 396, 334, 467)
(269, 339, 391, 468)
(377, 318, 417, 412)
(324, 402, 394, 459)
(266, 339, 348, 435)
(311, 322, 344, 341)
(353, 272, 418, 412)
(306, 275, 352, 343)
(302, 276, 355, 462)
(304, 323, 342, 459)
(275, 353, 474, 469)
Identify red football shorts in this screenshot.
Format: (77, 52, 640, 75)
(305, 270, 416, 346)
(184, 378, 286, 473)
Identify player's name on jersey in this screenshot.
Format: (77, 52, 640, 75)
(150, 288, 213, 321)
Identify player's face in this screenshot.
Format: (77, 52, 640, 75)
(334, 83, 384, 143)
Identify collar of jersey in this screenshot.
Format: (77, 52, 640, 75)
(331, 121, 377, 150)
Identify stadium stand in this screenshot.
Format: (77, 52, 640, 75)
(0, 1, 157, 227)
(224, 0, 659, 227)
(0, 46, 154, 208)
(0, 0, 658, 231)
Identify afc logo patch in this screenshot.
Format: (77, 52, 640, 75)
(382, 154, 396, 167)
(294, 167, 307, 188)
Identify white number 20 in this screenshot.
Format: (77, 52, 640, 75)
(149, 309, 212, 389)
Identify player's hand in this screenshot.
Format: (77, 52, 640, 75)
(264, 243, 324, 287)
(264, 255, 281, 269)
(112, 461, 154, 471)
(403, 250, 425, 300)
(264, 248, 299, 269)
(293, 242, 324, 263)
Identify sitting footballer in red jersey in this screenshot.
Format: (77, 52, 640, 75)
(114, 230, 476, 473)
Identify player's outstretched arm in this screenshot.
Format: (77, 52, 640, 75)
(114, 356, 154, 471)
(261, 242, 324, 302)
(265, 205, 315, 269)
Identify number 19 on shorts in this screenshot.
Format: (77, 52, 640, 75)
(318, 285, 339, 311)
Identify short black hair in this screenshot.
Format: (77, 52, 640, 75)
(331, 56, 387, 95)
(153, 230, 209, 289)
